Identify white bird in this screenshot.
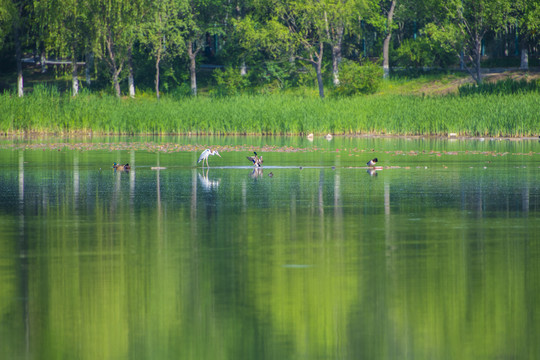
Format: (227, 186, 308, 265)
(197, 149, 221, 167)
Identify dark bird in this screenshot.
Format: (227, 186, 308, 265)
(197, 149, 221, 167)
(268, 172, 273, 177)
(113, 162, 131, 171)
(247, 152, 263, 167)
(367, 158, 378, 167)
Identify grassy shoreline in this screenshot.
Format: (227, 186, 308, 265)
(1, 91, 539, 137)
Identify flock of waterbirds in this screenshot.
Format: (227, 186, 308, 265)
(113, 148, 380, 176)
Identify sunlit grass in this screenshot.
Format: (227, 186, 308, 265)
(1, 90, 539, 137)
(378, 72, 470, 95)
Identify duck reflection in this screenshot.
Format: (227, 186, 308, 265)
(250, 167, 264, 179)
(198, 168, 220, 190)
(367, 168, 378, 177)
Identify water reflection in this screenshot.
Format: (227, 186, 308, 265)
(367, 168, 378, 177)
(250, 167, 263, 179)
(198, 168, 220, 190)
(0, 143, 539, 360)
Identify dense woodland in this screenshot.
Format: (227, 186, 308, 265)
(1, 0, 539, 99)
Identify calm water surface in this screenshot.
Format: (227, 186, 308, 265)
(0, 136, 539, 360)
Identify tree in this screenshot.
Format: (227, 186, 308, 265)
(229, 10, 293, 78)
(139, 0, 186, 99)
(514, 0, 540, 70)
(90, 0, 144, 97)
(182, 0, 226, 96)
(441, 0, 514, 84)
(381, 0, 396, 79)
(322, 0, 374, 86)
(3, 0, 29, 97)
(34, 0, 91, 96)
(392, 0, 458, 69)
(275, 0, 328, 98)
(0, 0, 12, 47)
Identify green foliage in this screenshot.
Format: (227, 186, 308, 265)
(0, 0, 13, 47)
(334, 60, 383, 96)
(212, 67, 250, 96)
(396, 38, 434, 68)
(249, 61, 297, 92)
(396, 35, 456, 69)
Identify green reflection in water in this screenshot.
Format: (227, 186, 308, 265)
(0, 137, 539, 360)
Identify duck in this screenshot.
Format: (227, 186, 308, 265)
(366, 158, 378, 167)
(113, 162, 131, 171)
(247, 152, 263, 167)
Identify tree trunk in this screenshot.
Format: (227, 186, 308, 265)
(240, 60, 247, 76)
(113, 70, 121, 97)
(331, 25, 344, 86)
(474, 33, 483, 85)
(311, 42, 325, 99)
(106, 34, 123, 97)
(72, 57, 79, 96)
(382, 0, 396, 79)
(520, 41, 528, 70)
(188, 42, 197, 96)
(41, 51, 47, 73)
(155, 46, 161, 100)
(85, 52, 93, 85)
(128, 47, 135, 98)
(313, 45, 325, 99)
(14, 15, 23, 97)
(315, 63, 324, 99)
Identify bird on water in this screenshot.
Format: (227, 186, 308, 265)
(367, 158, 378, 167)
(197, 149, 221, 167)
(247, 152, 263, 167)
(113, 162, 131, 171)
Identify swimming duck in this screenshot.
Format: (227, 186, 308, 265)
(113, 162, 131, 171)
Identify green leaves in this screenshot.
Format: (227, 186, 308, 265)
(334, 59, 382, 96)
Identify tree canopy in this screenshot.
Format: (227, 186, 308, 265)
(0, 0, 538, 97)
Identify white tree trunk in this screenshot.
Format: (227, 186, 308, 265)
(72, 59, 79, 96)
(41, 52, 47, 73)
(14, 18, 23, 97)
(188, 42, 197, 96)
(18, 73, 23, 98)
(128, 48, 135, 98)
(520, 47, 528, 70)
(331, 26, 343, 86)
(128, 72, 135, 98)
(240, 60, 247, 76)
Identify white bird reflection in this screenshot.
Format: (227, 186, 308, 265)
(198, 169, 220, 190)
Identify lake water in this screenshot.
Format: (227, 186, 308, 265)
(1, 136, 539, 360)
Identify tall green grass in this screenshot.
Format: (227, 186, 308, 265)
(1, 89, 539, 137)
(459, 78, 540, 96)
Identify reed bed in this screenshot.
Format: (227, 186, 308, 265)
(1, 91, 539, 137)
